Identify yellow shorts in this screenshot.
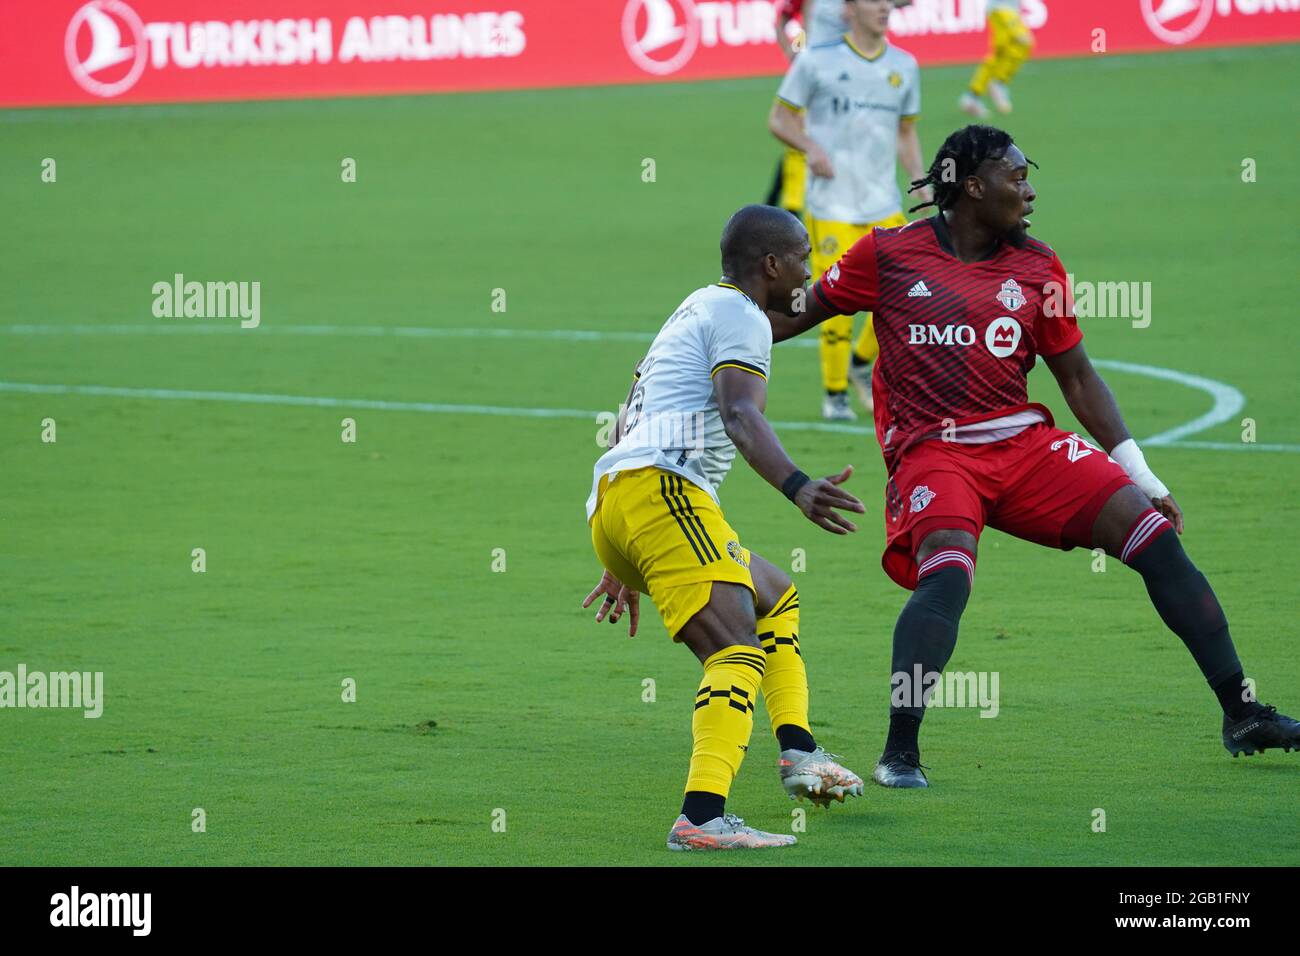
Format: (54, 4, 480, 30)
(990, 8, 1033, 49)
(590, 466, 755, 640)
(808, 211, 909, 282)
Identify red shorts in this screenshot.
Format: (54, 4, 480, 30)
(882, 423, 1134, 590)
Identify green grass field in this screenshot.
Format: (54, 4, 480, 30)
(2, 44, 1298, 866)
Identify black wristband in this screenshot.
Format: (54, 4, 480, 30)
(781, 470, 811, 503)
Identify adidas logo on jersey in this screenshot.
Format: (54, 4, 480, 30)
(907, 280, 931, 297)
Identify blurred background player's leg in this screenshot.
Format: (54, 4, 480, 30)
(846, 211, 908, 412)
(848, 320, 878, 414)
(819, 316, 855, 421)
(779, 144, 807, 216)
(809, 218, 867, 421)
(986, 5, 1033, 114)
(765, 109, 807, 217)
(962, 4, 1033, 117)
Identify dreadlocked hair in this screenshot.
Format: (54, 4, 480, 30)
(907, 124, 1037, 214)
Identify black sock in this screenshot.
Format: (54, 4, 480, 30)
(1126, 527, 1245, 715)
(851, 354, 870, 368)
(885, 713, 922, 755)
(890, 565, 971, 721)
(681, 791, 725, 825)
(826, 388, 846, 397)
(776, 723, 817, 753)
(1212, 671, 1261, 721)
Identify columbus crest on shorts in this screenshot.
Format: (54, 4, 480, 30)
(909, 485, 936, 513)
(727, 540, 749, 568)
(996, 278, 1026, 311)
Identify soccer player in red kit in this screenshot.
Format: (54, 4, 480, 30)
(770, 125, 1300, 787)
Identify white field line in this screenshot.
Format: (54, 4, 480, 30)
(0, 322, 1292, 451)
(0, 381, 873, 436)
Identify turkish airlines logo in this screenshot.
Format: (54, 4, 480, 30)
(65, 1, 147, 97)
(623, 0, 699, 76)
(985, 317, 1022, 358)
(1141, 0, 1215, 45)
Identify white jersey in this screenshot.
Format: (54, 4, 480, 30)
(585, 284, 772, 519)
(804, 0, 847, 46)
(777, 38, 921, 224)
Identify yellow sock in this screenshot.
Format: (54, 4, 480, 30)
(819, 313, 852, 392)
(685, 646, 765, 797)
(757, 585, 810, 738)
(851, 315, 879, 365)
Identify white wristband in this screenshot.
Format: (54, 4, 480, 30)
(1110, 438, 1170, 500)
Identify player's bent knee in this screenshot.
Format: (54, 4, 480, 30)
(1117, 507, 1181, 570)
(1091, 483, 1154, 558)
(916, 528, 978, 565)
(677, 582, 760, 663)
(747, 552, 792, 618)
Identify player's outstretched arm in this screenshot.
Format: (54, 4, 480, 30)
(1045, 342, 1183, 532)
(713, 366, 865, 534)
(766, 288, 839, 344)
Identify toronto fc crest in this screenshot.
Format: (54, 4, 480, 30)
(996, 278, 1025, 311)
(909, 485, 937, 514)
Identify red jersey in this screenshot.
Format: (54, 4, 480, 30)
(813, 214, 1081, 471)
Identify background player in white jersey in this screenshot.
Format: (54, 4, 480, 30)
(769, 1, 914, 217)
(769, 0, 929, 422)
(769, 1, 847, 220)
(582, 205, 867, 850)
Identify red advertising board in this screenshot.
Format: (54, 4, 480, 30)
(3, 0, 1298, 108)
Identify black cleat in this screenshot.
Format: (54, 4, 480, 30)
(872, 750, 929, 788)
(1222, 704, 1300, 757)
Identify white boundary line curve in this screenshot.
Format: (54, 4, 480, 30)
(1, 323, 1293, 452)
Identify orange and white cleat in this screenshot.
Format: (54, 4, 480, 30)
(779, 747, 865, 807)
(666, 813, 797, 851)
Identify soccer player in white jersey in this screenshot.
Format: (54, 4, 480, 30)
(582, 205, 867, 851)
(770, 1, 915, 216)
(769, 0, 929, 422)
(769, 2, 852, 219)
